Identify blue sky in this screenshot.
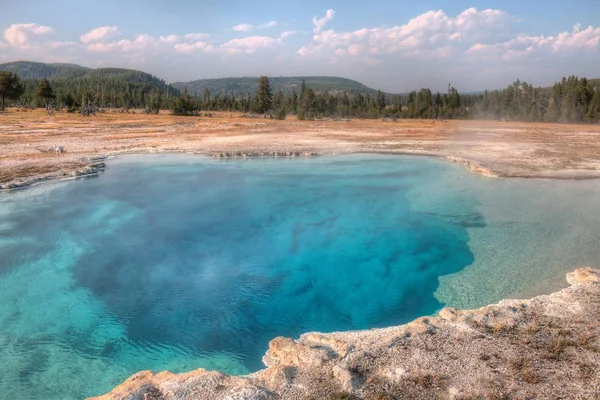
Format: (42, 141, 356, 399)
(1, 0, 599, 91)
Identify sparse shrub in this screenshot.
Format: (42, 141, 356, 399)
(486, 379, 511, 400)
(521, 368, 540, 384)
(578, 333, 599, 352)
(509, 357, 527, 372)
(274, 106, 287, 120)
(578, 362, 595, 380)
(329, 392, 352, 400)
(489, 320, 514, 334)
(523, 323, 538, 335)
(546, 337, 570, 359)
(510, 357, 540, 384)
(411, 372, 443, 388)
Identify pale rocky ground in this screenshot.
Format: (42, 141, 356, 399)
(2, 109, 600, 190)
(92, 268, 600, 400)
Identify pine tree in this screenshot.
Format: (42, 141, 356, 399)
(586, 90, 600, 123)
(254, 76, 273, 115)
(35, 78, 56, 108)
(146, 92, 162, 114)
(203, 87, 211, 110)
(448, 84, 461, 111)
(290, 86, 298, 114)
(0, 71, 25, 110)
(300, 88, 316, 120)
(63, 93, 76, 112)
(376, 90, 386, 114)
(172, 89, 198, 116)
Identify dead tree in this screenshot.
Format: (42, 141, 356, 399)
(80, 98, 98, 117)
(46, 100, 55, 116)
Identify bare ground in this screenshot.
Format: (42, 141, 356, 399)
(2, 108, 600, 189)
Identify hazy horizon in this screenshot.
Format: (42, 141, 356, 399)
(1, 0, 599, 92)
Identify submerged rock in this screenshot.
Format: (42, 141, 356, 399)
(210, 151, 318, 158)
(91, 268, 600, 400)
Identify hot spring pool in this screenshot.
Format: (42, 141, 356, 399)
(0, 154, 599, 399)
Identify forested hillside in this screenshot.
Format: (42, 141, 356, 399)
(0, 61, 90, 79)
(0, 62, 179, 109)
(172, 76, 380, 97)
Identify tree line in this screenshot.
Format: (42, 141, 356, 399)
(1, 70, 599, 123)
(0, 69, 177, 113)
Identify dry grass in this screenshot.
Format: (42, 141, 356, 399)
(523, 323, 539, 335)
(578, 333, 599, 352)
(546, 337, 571, 360)
(489, 320, 514, 334)
(0, 162, 84, 183)
(410, 372, 444, 389)
(578, 362, 596, 380)
(329, 393, 353, 400)
(510, 358, 541, 384)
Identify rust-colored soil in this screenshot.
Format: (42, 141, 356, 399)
(2, 108, 600, 187)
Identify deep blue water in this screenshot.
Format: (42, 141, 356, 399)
(1, 154, 599, 399)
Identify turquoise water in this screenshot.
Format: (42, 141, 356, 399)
(0, 154, 599, 399)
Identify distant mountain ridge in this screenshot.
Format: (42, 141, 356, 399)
(0, 61, 91, 79)
(0, 61, 385, 98)
(0, 61, 173, 88)
(0, 61, 600, 101)
(171, 76, 382, 97)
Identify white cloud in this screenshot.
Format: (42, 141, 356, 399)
(464, 43, 490, 55)
(465, 24, 600, 60)
(85, 33, 179, 53)
(280, 30, 297, 39)
(451, 7, 513, 42)
(552, 24, 600, 52)
(159, 34, 180, 43)
(185, 33, 210, 40)
(347, 44, 362, 56)
(174, 41, 214, 54)
(220, 36, 280, 54)
(80, 26, 120, 44)
(258, 21, 277, 29)
(313, 9, 335, 33)
(296, 7, 596, 62)
(4, 23, 53, 46)
(233, 24, 254, 32)
(49, 41, 78, 49)
(86, 42, 117, 53)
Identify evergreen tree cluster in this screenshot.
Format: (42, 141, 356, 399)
(13, 68, 178, 110)
(0, 71, 25, 110)
(1, 68, 599, 124)
(473, 77, 600, 123)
